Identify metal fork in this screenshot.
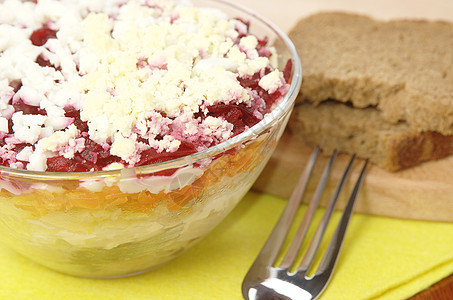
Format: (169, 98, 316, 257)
(242, 147, 368, 300)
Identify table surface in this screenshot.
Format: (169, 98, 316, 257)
(410, 274, 453, 300)
(230, 0, 453, 298)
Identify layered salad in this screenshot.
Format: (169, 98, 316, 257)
(0, 0, 292, 277)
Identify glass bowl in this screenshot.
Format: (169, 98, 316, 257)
(0, 0, 301, 278)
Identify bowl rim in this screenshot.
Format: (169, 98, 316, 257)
(0, 0, 302, 180)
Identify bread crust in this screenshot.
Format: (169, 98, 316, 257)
(289, 101, 453, 171)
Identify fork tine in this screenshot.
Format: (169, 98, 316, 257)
(279, 149, 338, 269)
(242, 150, 369, 300)
(315, 158, 368, 278)
(251, 147, 320, 268)
(297, 154, 357, 274)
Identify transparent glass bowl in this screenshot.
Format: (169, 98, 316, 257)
(0, 0, 302, 278)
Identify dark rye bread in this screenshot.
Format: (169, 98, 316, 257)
(289, 100, 453, 171)
(289, 12, 453, 136)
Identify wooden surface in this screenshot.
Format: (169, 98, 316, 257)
(253, 132, 453, 222)
(410, 273, 453, 300)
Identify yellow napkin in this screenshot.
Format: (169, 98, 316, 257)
(0, 191, 452, 299)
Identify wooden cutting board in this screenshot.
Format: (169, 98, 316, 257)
(253, 131, 453, 222)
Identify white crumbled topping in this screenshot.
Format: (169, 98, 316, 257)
(27, 148, 47, 171)
(0, 24, 28, 53)
(193, 57, 238, 73)
(202, 116, 234, 141)
(75, 2, 258, 151)
(0, 0, 41, 28)
(0, 80, 14, 119)
(227, 46, 247, 66)
(239, 57, 269, 76)
(185, 65, 251, 106)
(259, 70, 284, 93)
(0, 0, 287, 170)
(149, 135, 181, 154)
(240, 35, 258, 50)
(42, 103, 73, 131)
(12, 112, 47, 144)
(110, 134, 137, 162)
(0, 117, 8, 133)
(15, 146, 34, 162)
(0, 79, 13, 101)
(37, 124, 79, 153)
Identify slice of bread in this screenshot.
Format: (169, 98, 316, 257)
(289, 12, 453, 136)
(289, 100, 453, 171)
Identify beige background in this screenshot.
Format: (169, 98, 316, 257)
(232, 0, 453, 33)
